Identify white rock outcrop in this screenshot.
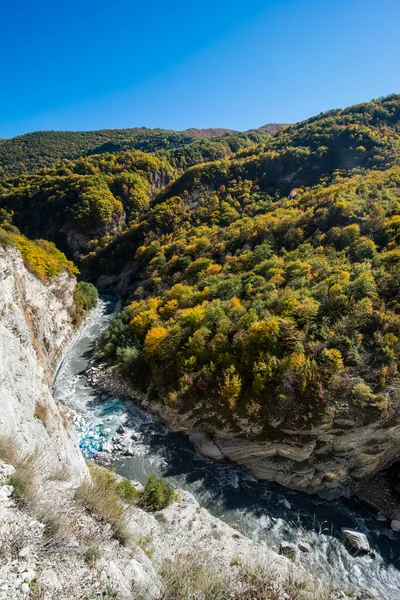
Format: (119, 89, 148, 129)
(0, 246, 87, 483)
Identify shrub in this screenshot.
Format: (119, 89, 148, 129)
(116, 479, 139, 503)
(139, 474, 174, 512)
(0, 227, 14, 247)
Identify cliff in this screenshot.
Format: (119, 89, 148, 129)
(0, 246, 87, 483)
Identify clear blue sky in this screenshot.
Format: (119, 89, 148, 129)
(1, 0, 399, 137)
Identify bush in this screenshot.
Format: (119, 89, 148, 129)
(116, 479, 139, 503)
(139, 474, 175, 512)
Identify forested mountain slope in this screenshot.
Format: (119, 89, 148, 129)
(1, 94, 400, 496)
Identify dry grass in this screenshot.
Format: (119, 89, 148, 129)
(157, 553, 342, 600)
(75, 465, 133, 546)
(34, 402, 50, 429)
(158, 554, 231, 600)
(48, 463, 71, 481)
(0, 434, 23, 466)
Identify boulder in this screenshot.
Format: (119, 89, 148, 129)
(341, 529, 372, 556)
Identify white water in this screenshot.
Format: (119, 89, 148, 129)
(53, 297, 400, 599)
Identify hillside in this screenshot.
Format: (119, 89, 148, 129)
(0, 125, 283, 177)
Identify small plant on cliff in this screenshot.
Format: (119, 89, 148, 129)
(138, 473, 175, 512)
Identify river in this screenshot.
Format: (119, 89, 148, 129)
(53, 296, 400, 600)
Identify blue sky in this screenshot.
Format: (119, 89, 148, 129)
(1, 0, 399, 137)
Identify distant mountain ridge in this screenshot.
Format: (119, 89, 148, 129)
(0, 124, 285, 177)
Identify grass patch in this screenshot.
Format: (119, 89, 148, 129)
(158, 554, 231, 600)
(158, 553, 342, 600)
(0, 434, 21, 466)
(8, 468, 35, 504)
(48, 463, 71, 481)
(84, 545, 101, 568)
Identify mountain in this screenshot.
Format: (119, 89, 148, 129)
(0, 124, 284, 177)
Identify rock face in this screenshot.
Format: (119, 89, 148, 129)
(0, 246, 87, 483)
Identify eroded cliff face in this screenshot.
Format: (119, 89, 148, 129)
(0, 246, 87, 483)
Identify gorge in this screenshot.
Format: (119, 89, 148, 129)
(1, 95, 400, 599)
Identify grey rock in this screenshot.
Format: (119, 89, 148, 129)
(279, 542, 297, 560)
(390, 519, 400, 532)
(341, 529, 371, 555)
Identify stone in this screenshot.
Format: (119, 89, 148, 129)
(375, 513, 387, 522)
(18, 548, 30, 559)
(341, 529, 371, 555)
(117, 424, 126, 434)
(390, 519, 400, 532)
(279, 542, 297, 560)
(298, 541, 310, 553)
